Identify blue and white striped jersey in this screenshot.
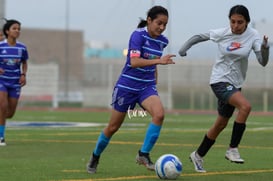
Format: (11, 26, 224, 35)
(116, 27, 168, 92)
(0, 39, 29, 86)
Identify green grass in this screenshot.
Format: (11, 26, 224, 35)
(0, 109, 273, 181)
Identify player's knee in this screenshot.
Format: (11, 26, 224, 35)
(107, 125, 120, 135)
(6, 112, 14, 118)
(6, 110, 16, 118)
(241, 102, 251, 114)
(153, 112, 164, 123)
(151, 115, 164, 125)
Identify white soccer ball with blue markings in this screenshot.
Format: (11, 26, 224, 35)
(155, 154, 182, 180)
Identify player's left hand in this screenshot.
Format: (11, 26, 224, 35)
(263, 35, 269, 48)
(19, 75, 26, 86)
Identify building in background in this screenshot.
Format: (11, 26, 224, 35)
(20, 28, 84, 92)
(18, 28, 84, 106)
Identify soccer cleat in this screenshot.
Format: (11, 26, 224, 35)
(189, 151, 206, 173)
(136, 150, 155, 171)
(0, 137, 6, 146)
(86, 153, 100, 174)
(225, 147, 244, 163)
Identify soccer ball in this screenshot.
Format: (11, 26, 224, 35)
(155, 154, 183, 180)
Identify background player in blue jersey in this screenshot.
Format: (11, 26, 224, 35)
(179, 5, 269, 173)
(0, 19, 29, 146)
(87, 5, 175, 174)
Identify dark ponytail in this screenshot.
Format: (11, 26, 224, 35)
(137, 18, 147, 28)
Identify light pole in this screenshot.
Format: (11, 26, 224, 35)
(166, 0, 173, 109)
(65, 0, 70, 101)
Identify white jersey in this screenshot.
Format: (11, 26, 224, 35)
(209, 26, 262, 88)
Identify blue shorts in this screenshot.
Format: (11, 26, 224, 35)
(210, 82, 241, 118)
(111, 85, 158, 112)
(0, 82, 21, 99)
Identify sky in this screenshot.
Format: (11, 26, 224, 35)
(5, 0, 273, 58)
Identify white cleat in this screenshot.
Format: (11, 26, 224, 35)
(225, 147, 244, 164)
(189, 151, 206, 173)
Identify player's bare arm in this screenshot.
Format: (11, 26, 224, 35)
(130, 54, 175, 68)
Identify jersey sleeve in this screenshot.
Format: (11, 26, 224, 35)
(252, 31, 262, 52)
(22, 46, 29, 61)
(128, 30, 144, 58)
(209, 27, 229, 42)
(178, 33, 209, 56)
(252, 31, 269, 66)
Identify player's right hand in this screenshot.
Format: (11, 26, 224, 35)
(160, 54, 176, 65)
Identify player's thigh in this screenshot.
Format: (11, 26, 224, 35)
(7, 97, 19, 117)
(228, 91, 250, 109)
(104, 109, 127, 137)
(0, 91, 8, 109)
(0, 91, 8, 124)
(141, 95, 164, 119)
(108, 109, 127, 127)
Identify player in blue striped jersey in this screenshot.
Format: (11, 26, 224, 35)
(0, 19, 29, 146)
(87, 6, 175, 173)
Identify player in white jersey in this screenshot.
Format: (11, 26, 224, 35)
(179, 5, 269, 172)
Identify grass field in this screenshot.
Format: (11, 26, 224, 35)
(0, 109, 273, 181)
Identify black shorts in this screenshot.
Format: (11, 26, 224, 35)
(210, 82, 241, 118)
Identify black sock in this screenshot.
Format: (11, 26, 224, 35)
(197, 134, 215, 157)
(230, 122, 246, 148)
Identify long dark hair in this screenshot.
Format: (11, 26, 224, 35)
(229, 5, 250, 23)
(137, 6, 168, 28)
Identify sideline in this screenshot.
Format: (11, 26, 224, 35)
(7, 121, 145, 128)
(17, 107, 273, 116)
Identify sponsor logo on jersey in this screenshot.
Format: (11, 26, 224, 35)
(226, 42, 241, 51)
(144, 53, 160, 59)
(3, 58, 21, 65)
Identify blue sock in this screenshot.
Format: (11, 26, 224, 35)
(141, 123, 161, 153)
(0, 125, 5, 138)
(93, 132, 111, 156)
